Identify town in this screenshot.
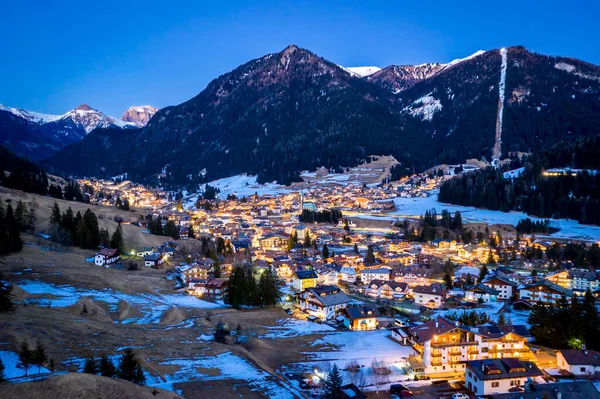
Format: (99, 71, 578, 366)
(12, 168, 594, 399)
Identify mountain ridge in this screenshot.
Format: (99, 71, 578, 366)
(29, 44, 600, 186)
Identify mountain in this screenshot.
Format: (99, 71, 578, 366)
(44, 45, 600, 186)
(121, 105, 159, 127)
(0, 104, 137, 159)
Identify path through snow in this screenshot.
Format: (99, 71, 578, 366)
(493, 47, 508, 160)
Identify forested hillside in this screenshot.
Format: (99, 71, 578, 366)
(438, 136, 600, 225)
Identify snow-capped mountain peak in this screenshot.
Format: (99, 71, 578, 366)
(0, 103, 136, 133)
(340, 66, 382, 77)
(440, 50, 486, 71)
(121, 105, 158, 127)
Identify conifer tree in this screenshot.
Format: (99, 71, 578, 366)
(478, 264, 489, 283)
(83, 356, 99, 374)
(325, 364, 343, 398)
(99, 354, 116, 378)
(110, 225, 124, 253)
(32, 340, 48, 374)
(0, 273, 15, 312)
(443, 273, 453, 289)
(50, 202, 62, 227)
(322, 243, 330, 259)
(17, 342, 32, 377)
(117, 349, 145, 385)
(365, 244, 375, 265)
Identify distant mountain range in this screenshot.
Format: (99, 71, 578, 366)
(10, 44, 600, 186)
(0, 103, 157, 159)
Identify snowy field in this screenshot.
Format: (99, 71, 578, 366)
(388, 190, 600, 241)
(17, 281, 222, 324)
(149, 352, 301, 398)
(261, 319, 336, 339)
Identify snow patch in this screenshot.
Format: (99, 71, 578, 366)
(404, 93, 443, 121)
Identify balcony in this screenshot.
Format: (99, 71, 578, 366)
(431, 341, 478, 348)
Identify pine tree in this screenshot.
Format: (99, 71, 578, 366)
(465, 273, 474, 286)
(443, 274, 453, 289)
(50, 202, 62, 227)
(478, 264, 489, 283)
(322, 243, 330, 259)
(0, 273, 16, 312)
(117, 349, 145, 385)
(17, 342, 32, 377)
(5, 204, 23, 252)
(32, 340, 48, 374)
(303, 231, 311, 248)
(325, 363, 343, 398)
(365, 245, 375, 265)
(164, 220, 180, 240)
(213, 263, 221, 278)
(258, 270, 280, 306)
(188, 225, 196, 239)
(497, 313, 507, 326)
(99, 354, 116, 377)
(110, 225, 124, 253)
(83, 356, 99, 374)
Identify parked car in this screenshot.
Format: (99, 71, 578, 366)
(390, 384, 413, 397)
(451, 393, 470, 399)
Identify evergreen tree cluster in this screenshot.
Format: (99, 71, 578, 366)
(145, 214, 180, 240)
(17, 340, 49, 377)
(440, 136, 600, 227)
(516, 218, 557, 234)
(446, 310, 491, 327)
(0, 145, 49, 195)
(224, 266, 280, 309)
(0, 273, 16, 312)
(404, 209, 464, 243)
(528, 290, 600, 350)
(48, 202, 106, 249)
(115, 196, 130, 211)
(0, 202, 23, 254)
(82, 349, 145, 385)
(298, 209, 343, 224)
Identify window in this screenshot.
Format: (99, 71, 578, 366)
(491, 382, 499, 388)
(580, 367, 586, 372)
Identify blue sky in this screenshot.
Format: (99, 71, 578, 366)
(1, 0, 598, 116)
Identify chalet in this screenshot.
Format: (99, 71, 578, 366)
(546, 269, 600, 294)
(136, 247, 155, 257)
(293, 269, 318, 291)
(94, 248, 120, 267)
(258, 232, 289, 250)
(144, 252, 165, 268)
(465, 358, 542, 396)
(365, 280, 408, 299)
(360, 268, 390, 284)
(339, 266, 357, 283)
(412, 284, 446, 308)
(342, 305, 379, 331)
(557, 349, 600, 375)
(518, 280, 573, 304)
(183, 265, 211, 281)
(465, 284, 499, 302)
(271, 261, 294, 280)
(298, 285, 350, 320)
(406, 316, 533, 375)
(483, 275, 517, 300)
(392, 268, 431, 286)
(187, 278, 228, 299)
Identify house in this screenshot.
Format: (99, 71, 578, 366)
(293, 269, 318, 291)
(406, 316, 533, 375)
(557, 349, 600, 375)
(484, 275, 517, 300)
(94, 248, 120, 267)
(183, 265, 211, 281)
(258, 232, 289, 250)
(144, 252, 165, 268)
(518, 280, 573, 304)
(271, 261, 294, 279)
(298, 285, 350, 320)
(342, 305, 379, 331)
(412, 284, 446, 308)
(187, 278, 228, 299)
(365, 280, 408, 299)
(339, 266, 357, 283)
(465, 358, 542, 396)
(360, 268, 391, 284)
(136, 247, 155, 257)
(547, 269, 600, 294)
(465, 284, 499, 302)
(488, 381, 600, 399)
